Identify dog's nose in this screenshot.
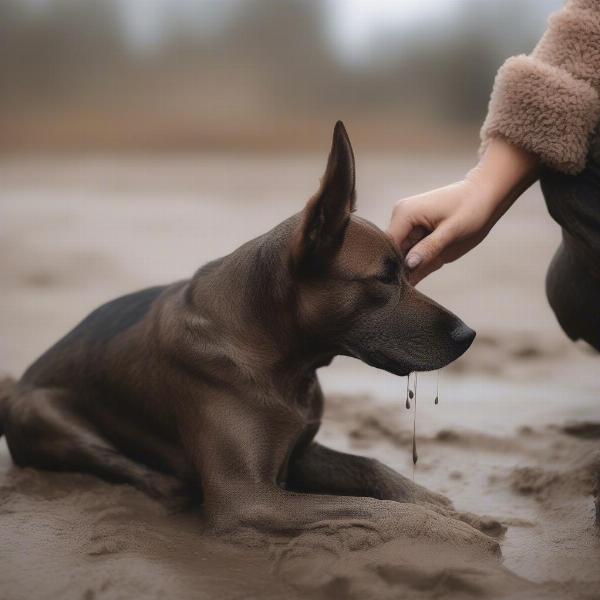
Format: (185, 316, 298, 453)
(450, 322, 476, 349)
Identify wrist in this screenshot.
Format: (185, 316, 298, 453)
(467, 137, 539, 213)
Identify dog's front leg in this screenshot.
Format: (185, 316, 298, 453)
(286, 442, 451, 508)
(177, 399, 443, 528)
(177, 403, 499, 547)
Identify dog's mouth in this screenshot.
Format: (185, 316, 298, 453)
(346, 347, 472, 377)
(341, 348, 413, 376)
(366, 351, 414, 376)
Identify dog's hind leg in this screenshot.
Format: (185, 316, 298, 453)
(5, 387, 185, 503)
(286, 442, 450, 508)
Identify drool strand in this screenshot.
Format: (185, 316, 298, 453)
(405, 373, 411, 409)
(412, 372, 418, 470)
(434, 369, 439, 405)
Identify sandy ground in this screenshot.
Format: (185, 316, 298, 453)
(1, 153, 600, 599)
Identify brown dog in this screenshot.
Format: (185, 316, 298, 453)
(0, 123, 479, 538)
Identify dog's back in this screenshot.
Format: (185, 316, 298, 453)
(21, 285, 170, 389)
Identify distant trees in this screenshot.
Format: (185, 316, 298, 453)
(0, 0, 561, 149)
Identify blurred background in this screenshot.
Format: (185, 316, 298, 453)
(1, 0, 596, 431)
(1, 0, 562, 153)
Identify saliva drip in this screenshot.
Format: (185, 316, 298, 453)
(412, 372, 418, 466)
(405, 371, 442, 478)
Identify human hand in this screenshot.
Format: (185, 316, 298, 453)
(388, 138, 539, 284)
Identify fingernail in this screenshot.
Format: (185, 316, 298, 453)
(406, 254, 421, 269)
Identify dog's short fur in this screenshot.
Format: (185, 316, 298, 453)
(0, 123, 476, 535)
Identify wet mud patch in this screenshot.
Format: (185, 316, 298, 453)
(1, 387, 600, 599)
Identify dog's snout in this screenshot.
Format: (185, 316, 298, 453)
(450, 322, 476, 349)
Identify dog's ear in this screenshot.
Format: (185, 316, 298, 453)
(291, 121, 356, 268)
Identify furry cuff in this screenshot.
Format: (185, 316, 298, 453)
(569, 0, 600, 13)
(480, 55, 600, 174)
(534, 6, 600, 90)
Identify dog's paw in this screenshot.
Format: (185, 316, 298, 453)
(387, 477, 505, 537)
(453, 511, 507, 538)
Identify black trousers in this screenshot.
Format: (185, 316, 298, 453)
(541, 156, 600, 352)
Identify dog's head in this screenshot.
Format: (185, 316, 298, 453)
(285, 121, 474, 375)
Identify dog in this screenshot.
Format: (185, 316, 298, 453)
(0, 122, 478, 538)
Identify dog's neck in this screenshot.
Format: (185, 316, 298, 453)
(184, 218, 333, 395)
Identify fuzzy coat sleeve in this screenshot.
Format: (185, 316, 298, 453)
(480, 0, 600, 174)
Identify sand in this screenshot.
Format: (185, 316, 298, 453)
(1, 154, 600, 599)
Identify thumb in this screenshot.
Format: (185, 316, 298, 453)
(404, 223, 453, 272)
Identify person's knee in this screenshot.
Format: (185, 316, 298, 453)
(546, 241, 576, 340)
(546, 240, 600, 352)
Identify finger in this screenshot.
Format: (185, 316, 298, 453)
(409, 258, 444, 285)
(400, 225, 428, 254)
(404, 223, 454, 273)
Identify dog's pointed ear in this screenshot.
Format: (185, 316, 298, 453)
(291, 121, 356, 268)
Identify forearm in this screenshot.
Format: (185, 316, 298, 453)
(467, 138, 540, 224)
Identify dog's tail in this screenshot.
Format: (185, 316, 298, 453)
(0, 377, 16, 438)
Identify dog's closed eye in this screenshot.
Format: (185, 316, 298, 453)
(375, 258, 399, 284)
